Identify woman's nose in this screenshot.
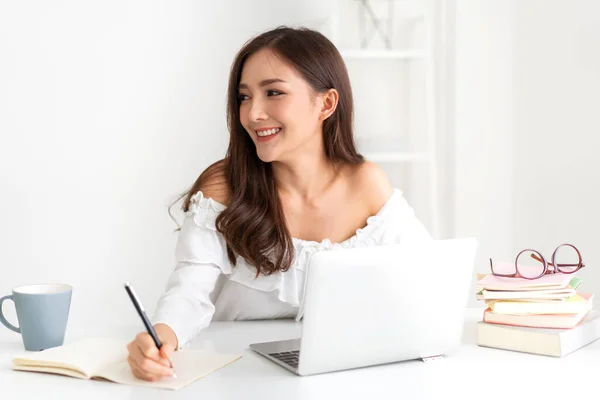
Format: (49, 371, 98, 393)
(248, 99, 268, 122)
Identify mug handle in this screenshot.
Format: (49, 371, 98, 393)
(0, 295, 21, 333)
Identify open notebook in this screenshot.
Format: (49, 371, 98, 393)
(11, 337, 241, 391)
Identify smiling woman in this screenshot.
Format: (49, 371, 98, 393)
(185, 26, 369, 277)
(125, 26, 432, 382)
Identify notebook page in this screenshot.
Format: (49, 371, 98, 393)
(95, 349, 241, 390)
(481, 288, 575, 300)
(12, 337, 128, 378)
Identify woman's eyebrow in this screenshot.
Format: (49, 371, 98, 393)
(238, 78, 287, 90)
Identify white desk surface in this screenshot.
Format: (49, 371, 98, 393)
(1, 308, 598, 400)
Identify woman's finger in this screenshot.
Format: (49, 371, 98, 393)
(135, 341, 174, 377)
(130, 363, 159, 382)
(128, 355, 166, 381)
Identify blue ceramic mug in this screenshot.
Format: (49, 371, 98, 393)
(0, 283, 72, 351)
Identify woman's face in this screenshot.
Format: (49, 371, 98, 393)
(238, 48, 324, 163)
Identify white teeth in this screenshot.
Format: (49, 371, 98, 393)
(256, 128, 281, 137)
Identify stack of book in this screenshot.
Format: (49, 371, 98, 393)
(475, 262, 599, 357)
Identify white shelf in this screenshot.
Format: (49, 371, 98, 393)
(341, 49, 426, 60)
(330, 0, 442, 238)
(363, 151, 429, 163)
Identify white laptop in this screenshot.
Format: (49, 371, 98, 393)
(250, 238, 478, 376)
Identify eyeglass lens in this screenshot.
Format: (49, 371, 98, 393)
(515, 250, 546, 279)
(553, 244, 581, 273)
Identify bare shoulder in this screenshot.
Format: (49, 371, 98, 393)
(195, 159, 231, 206)
(347, 161, 393, 213)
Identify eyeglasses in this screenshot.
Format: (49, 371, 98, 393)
(489, 243, 585, 280)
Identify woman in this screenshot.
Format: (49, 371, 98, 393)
(126, 26, 431, 381)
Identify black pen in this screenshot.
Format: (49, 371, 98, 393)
(124, 281, 176, 377)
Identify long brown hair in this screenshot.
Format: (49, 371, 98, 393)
(180, 26, 363, 276)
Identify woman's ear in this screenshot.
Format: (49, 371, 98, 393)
(318, 88, 339, 121)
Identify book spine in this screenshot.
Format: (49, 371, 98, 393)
(476, 324, 562, 357)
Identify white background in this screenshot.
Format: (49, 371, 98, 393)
(455, 0, 600, 305)
(0, 0, 598, 329)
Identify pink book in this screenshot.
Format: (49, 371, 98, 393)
(478, 261, 575, 291)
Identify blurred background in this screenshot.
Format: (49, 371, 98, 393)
(0, 0, 598, 330)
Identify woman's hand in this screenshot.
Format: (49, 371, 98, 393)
(126, 323, 178, 381)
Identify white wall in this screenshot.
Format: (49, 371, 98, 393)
(0, 0, 331, 331)
(456, 0, 600, 306)
(454, 0, 515, 306)
(513, 0, 600, 294)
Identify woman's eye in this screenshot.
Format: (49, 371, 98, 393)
(267, 90, 282, 97)
(238, 94, 249, 101)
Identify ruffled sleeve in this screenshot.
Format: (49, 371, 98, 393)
(363, 188, 433, 245)
(304, 188, 432, 249)
(151, 191, 230, 348)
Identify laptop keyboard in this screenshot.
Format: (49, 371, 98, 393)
(269, 350, 300, 369)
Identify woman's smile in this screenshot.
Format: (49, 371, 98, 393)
(255, 127, 282, 142)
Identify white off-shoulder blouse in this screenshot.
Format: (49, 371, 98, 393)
(151, 189, 432, 348)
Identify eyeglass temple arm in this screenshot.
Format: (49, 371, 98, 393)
(489, 258, 517, 277)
